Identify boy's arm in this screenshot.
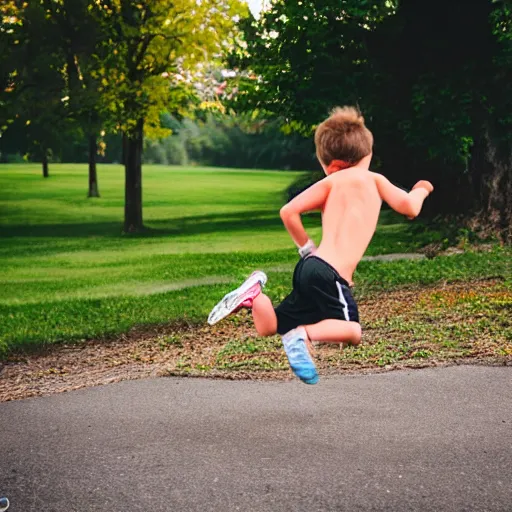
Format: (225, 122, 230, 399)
(374, 173, 433, 219)
(280, 179, 331, 249)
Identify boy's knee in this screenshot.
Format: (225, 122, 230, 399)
(257, 325, 277, 337)
(351, 322, 362, 344)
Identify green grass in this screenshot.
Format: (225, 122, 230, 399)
(159, 279, 511, 379)
(1, 163, 510, 357)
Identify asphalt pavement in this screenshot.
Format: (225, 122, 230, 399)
(1, 365, 511, 511)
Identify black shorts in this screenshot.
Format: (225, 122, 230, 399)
(274, 256, 359, 335)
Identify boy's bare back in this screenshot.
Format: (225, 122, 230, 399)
(315, 167, 433, 283)
(315, 168, 381, 284)
(282, 165, 433, 285)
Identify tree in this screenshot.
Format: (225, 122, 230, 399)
(0, 1, 70, 177)
(229, 0, 395, 131)
(367, 0, 511, 239)
(42, 0, 108, 197)
(235, 0, 512, 240)
(91, 0, 247, 232)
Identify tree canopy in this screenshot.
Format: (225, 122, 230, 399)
(1, 0, 510, 239)
(1, 0, 247, 230)
(231, 0, 511, 239)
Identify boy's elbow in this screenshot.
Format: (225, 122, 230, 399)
(409, 203, 422, 219)
(400, 198, 419, 219)
(280, 204, 302, 224)
(280, 204, 291, 220)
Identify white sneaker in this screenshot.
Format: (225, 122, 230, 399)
(208, 271, 267, 325)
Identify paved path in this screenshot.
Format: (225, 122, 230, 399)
(1, 366, 511, 512)
(362, 252, 426, 261)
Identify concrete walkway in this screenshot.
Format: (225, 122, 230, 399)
(1, 366, 510, 511)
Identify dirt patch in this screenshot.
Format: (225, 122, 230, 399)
(1, 279, 510, 402)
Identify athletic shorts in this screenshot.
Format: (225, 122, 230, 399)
(274, 255, 359, 335)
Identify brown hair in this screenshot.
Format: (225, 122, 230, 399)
(314, 106, 373, 170)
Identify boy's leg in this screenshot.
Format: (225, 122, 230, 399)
(281, 319, 361, 386)
(252, 293, 278, 336)
(305, 319, 362, 345)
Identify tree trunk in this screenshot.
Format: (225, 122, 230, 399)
(88, 134, 100, 198)
(42, 150, 49, 178)
(122, 132, 128, 166)
(124, 119, 144, 233)
(468, 131, 512, 242)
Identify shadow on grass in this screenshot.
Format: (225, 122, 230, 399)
(0, 209, 317, 239)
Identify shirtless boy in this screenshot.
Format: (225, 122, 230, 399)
(208, 106, 434, 385)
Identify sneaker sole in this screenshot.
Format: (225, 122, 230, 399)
(208, 272, 267, 325)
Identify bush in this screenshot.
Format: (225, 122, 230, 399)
(0, 152, 26, 164)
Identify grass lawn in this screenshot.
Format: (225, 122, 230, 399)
(0, 163, 510, 369)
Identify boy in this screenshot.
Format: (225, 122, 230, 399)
(208, 106, 433, 385)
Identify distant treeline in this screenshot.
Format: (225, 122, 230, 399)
(0, 112, 316, 172)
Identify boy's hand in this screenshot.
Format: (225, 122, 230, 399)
(412, 180, 434, 194)
(405, 181, 434, 220)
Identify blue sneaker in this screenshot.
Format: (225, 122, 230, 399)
(0, 497, 9, 512)
(282, 327, 319, 385)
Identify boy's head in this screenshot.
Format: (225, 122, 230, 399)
(314, 106, 373, 174)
